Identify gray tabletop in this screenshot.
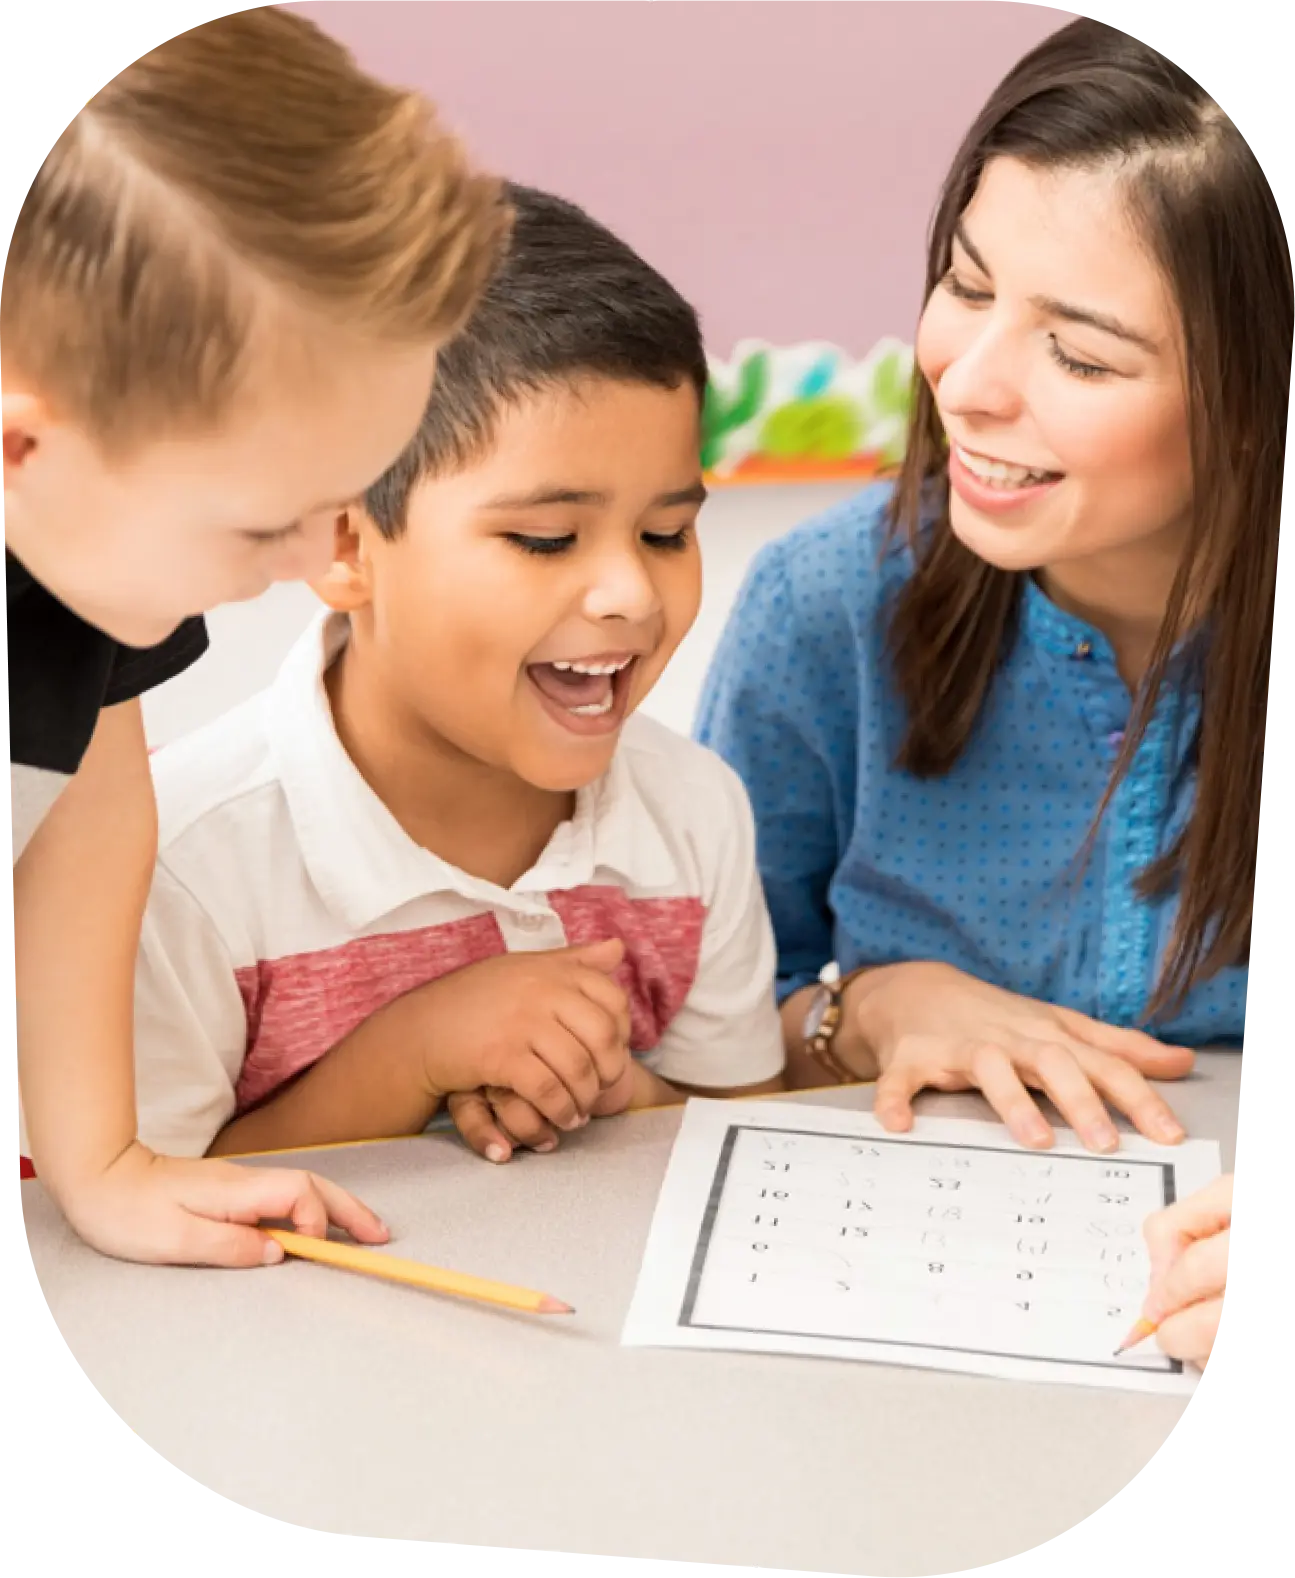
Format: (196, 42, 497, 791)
(25, 1056, 1240, 1576)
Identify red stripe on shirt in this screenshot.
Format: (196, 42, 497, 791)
(234, 912, 506, 1111)
(231, 891, 705, 1115)
(549, 887, 704, 1049)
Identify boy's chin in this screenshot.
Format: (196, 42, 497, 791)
(514, 736, 621, 795)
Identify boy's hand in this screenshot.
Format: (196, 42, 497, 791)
(448, 1057, 639, 1163)
(840, 962, 1193, 1151)
(61, 1141, 390, 1267)
(416, 938, 631, 1133)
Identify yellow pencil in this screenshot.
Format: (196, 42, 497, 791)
(265, 1229, 574, 1315)
(1113, 1315, 1159, 1356)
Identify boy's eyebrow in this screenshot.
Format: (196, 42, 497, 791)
(480, 481, 709, 511)
(951, 220, 1160, 354)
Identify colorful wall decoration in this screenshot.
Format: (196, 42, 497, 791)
(702, 338, 914, 486)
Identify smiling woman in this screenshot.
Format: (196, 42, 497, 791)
(696, 16, 1291, 1370)
(697, 12, 1280, 1376)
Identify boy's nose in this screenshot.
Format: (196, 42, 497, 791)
(583, 551, 663, 624)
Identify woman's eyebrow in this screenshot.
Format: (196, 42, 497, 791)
(952, 220, 992, 276)
(1030, 295, 1162, 354)
(952, 220, 1161, 354)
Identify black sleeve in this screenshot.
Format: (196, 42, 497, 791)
(7, 551, 208, 775)
(103, 617, 209, 707)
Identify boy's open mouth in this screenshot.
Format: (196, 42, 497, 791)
(525, 654, 639, 736)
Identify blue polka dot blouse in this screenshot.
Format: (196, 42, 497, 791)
(695, 482, 1245, 1046)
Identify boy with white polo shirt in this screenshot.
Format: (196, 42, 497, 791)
(131, 185, 787, 1164)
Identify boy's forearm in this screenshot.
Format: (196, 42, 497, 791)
(633, 1067, 788, 1107)
(209, 987, 446, 1155)
(625, 1063, 684, 1109)
(14, 702, 153, 1204)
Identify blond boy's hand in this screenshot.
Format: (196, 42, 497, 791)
(415, 938, 632, 1134)
(61, 1142, 390, 1267)
(448, 1057, 640, 1163)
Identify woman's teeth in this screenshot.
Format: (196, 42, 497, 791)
(955, 443, 1058, 488)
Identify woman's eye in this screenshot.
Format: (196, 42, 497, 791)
(504, 533, 577, 556)
(1047, 336, 1111, 380)
(941, 269, 991, 304)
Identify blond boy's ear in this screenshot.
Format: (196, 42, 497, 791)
(311, 507, 375, 612)
(2, 389, 47, 476)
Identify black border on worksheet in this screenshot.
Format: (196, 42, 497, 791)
(677, 1123, 1183, 1376)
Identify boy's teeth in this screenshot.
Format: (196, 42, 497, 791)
(567, 693, 616, 717)
(956, 444, 1056, 487)
(551, 658, 631, 675)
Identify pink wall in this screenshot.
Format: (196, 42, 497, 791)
(289, 1, 1073, 356)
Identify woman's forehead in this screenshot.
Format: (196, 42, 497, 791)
(962, 157, 1177, 339)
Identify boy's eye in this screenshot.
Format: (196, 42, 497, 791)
(503, 524, 695, 557)
(642, 525, 694, 552)
(504, 532, 577, 556)
(242, 522, 302, 546)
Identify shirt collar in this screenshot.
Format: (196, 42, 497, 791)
(1020, 575, 1206, 683)
(266, 612, 677, 932)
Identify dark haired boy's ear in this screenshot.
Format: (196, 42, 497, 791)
(311, 507, 374, 612)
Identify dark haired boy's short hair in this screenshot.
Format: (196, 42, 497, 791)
(364, 183, 708, 537)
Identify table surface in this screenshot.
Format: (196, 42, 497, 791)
(24, 1056, 1240, 1577)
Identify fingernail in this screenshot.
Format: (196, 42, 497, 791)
(1090, 1126, 1119, 1152)
(262, 1241, 284, 1265)
(535, 1140, 557, 1153)
(485, 1143, 509, 1164)
(1025, 1119, 1051, 1145)
(1156, 1117, 1185, 1142)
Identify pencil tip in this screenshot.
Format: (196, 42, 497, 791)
(541, 1297, 575, 1314)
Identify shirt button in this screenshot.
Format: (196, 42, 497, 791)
(1072, 640, 1093, 660)
(515, 912, 548, 931)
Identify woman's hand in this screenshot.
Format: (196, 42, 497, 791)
(1141, 1173, 1232, 1367)
(843, 962, 1193, 1151)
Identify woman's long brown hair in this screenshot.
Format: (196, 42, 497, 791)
(887, 18, 1292, 1021)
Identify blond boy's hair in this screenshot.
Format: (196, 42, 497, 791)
(1, 7, 509, 450)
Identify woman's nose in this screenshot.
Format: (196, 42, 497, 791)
(935, 323, 1023, 423)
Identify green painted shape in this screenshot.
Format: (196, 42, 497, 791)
(869, 346, 914, 423)
(758, 395, 864, 461)
(701, 350, 769, 468)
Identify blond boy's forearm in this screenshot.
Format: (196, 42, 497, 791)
(13, 702, 153, 1204)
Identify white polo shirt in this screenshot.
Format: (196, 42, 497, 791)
(132, 612, 785, 1157)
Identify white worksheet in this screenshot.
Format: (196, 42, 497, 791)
(622, 1100, 1221, 1394)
